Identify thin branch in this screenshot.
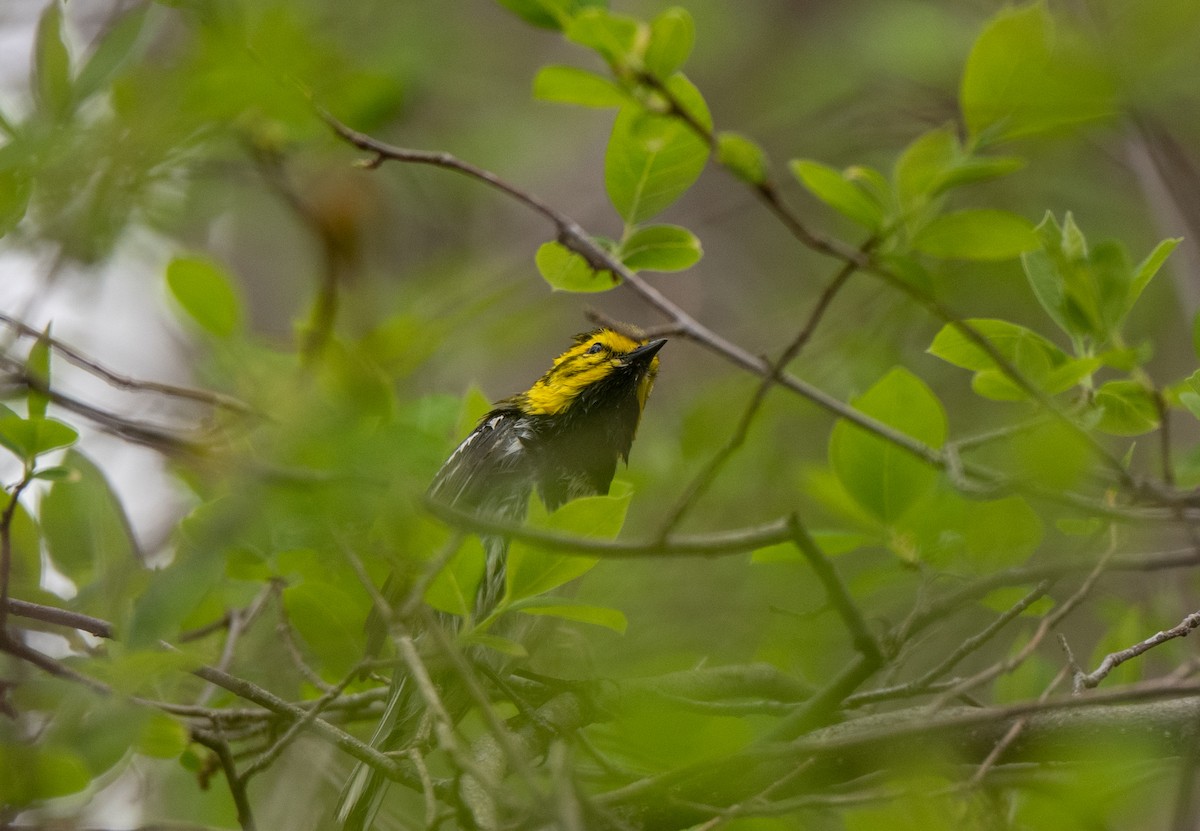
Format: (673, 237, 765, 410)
(1074, 609, 1200, 693)
(0, 311, 254, 414)
(193, 730, 257, 831)
(969, 665, 1068, 786)
(848, 580, 1052, 707)
(3, 597, 114, 638)
(658, 253, 865, 535)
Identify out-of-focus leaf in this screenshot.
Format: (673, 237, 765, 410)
(494, 0, 606, 31)
(961, 3, 1116, 143)
(0, 745, 91, 806)
(425, 536, 486, 619)
(645, 7, 695, 78)
(34, 1, 73, 120)
(460, 631, 528, 657)
(137, 711, 190, 759)
(830, 368, 947, 525)
(0, 416, 78, 462)
(790, 159, 884, 231)
(74, 6, 148, 102)
(536, 241, 618, 292)
(619, 224, 702, 272)
(127, 549, 224, 648)
(509, 596, 628, 633)
(1126, 237, 1180, 313)
(26, 326, 52, 420)
(565, 8, 642, 66)
(1092, 380, 1160, 436)
(533, 65, 627, 108)
(0, 167, 32, 238)
(283, 580, 366, 678)
(41, 449, 137, 594)
(716, 131, 767, 184)
(912, 210, 1037, 260)
(605, 75, 711, 223)
(165, 256, 243, 337)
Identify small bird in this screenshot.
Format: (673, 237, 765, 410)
(338, 327, 665, 829)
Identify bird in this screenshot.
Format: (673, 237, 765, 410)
(337, 327, 665, 830)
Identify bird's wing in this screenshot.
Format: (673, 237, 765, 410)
(428, 409, 535, 516)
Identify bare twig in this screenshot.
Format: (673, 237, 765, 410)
(193, 730, 257, 831)
(0, 311, 254, 414)
(1073, 610, 1200, 693)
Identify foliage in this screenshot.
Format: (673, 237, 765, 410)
(2, 1, 1200, 829)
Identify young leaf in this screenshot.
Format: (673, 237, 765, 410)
(74, 5, 148, 102)
(604, 76, 711, 223)
(716, 131, 767, 185)
(494, 0, 606, 31)
(0, 167, 32, 239)
(40, 449, 138, 592)
(645, 7, 695, 78)
(1092, 380, 1160, 436)
(26, 326, 52, 420)
(619, 224, 702, 272)
(509, 595, 628, 633)
(911, 210, 1037, 260)
(425, 536, 486, 618)
(505, 482, 631, 602)
(533, 65, 627, 108)
(0, 415, 78, 462)
(1126, 237, 1180, 313)
(790, 159, 883, 231)
(34, 1, 73, 120)
(829, 367, 947, 525)
(960, 3, 1116, 144)
(536, 241, 619, 292)
(165, 256, 243, 337)
(565, 8, 643, 67)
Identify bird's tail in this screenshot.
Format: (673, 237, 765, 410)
(335, 673, 420, 831)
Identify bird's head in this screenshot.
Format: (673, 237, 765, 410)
(517, 328, 665, 417)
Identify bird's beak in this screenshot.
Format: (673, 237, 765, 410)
(625, 338, 667, 365)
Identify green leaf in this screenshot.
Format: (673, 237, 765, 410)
(645, 7, 695, 78)
(0, 746, 91, 806)
(0, 415, 78, 462)
(40, 449, 137, 593)
(962, 496, 1043, 571)
(619, 224, 702, 272)
(929, 318, 1067, 372)
(509, 595, 628, 633)
(283, 580, 366, 677)
(536, 241, 619, 292)
(137, 711, 190, 759)
(789, 159, 883, 231)
(1092, 380, 1160, 436)
(894, 125, 1024, 205)
(533, 65, 627, 108)
(0, 167, 32, 239)
(34, 1, 73, 120)
(460, 631, 528, 657)
(960, 3, 1115, 143)
(494, 0, 606, 31)
(127, 549, 224, 648)
(74, 6, 148, 102)
(565, 8, 642, 66)
(4, 499, 42, 595)
(1126, 237, 1180, 313)
(165, 256, 243, 337)
(716, 131, 768, 185)
(504, 482, 631, 602)
(604, 75, 711, 223)
(930, 318, 1095, 401)
(26, 326, 52, 421)
(912, 210, 1037, 260)
(425, 536, 486, 619)
(829, 367, 947, 524)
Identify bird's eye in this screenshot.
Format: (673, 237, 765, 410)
(586, 342, 605, 355)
